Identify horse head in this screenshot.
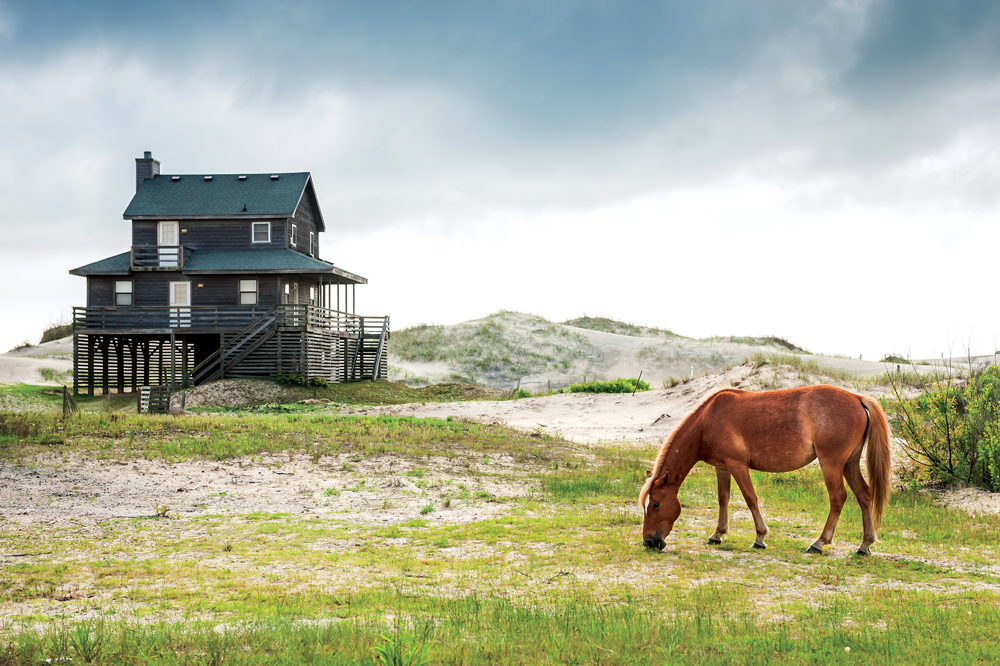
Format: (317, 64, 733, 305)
(641, 469, 681, 550)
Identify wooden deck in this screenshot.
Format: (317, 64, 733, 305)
(72, 305, 389, 395)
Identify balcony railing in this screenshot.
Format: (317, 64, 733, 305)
(131, 245, 185, 270)
(72, 305, 386, 336)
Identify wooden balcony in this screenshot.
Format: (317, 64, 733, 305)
(72, 304, 385, 338)
(130, 245, 186, 270)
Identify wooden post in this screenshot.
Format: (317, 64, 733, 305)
(130, 338, 138, 392)
(169, 330, 176, 391)
(219, 333, 226, 379)
(101, 337, 109, 396)
(116, 338, 125, 394)
(182, 336, 190, 388)
(86, 335, 95, 396)
(72, 333, 80, 396)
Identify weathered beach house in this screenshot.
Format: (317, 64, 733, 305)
(70, 152, 388, 395)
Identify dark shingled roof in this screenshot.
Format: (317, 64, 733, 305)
(124, 172, 318, 224)
(69, 249, 366, 283)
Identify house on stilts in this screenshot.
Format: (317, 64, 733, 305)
(70, 151, 389, 396)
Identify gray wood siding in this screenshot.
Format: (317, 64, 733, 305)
(131, 220, 284, 249)
(289, 193, 321, 257)
(88, 275, 305, 308)
(132, 221, 157, 246)
(87, 277, 115, 306)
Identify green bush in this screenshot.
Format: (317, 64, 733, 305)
(275, 374, 307, 386)
(567, 377, 651, 394)
(508, 388, 531, 399)
(889, 365, 1000, 491)
(880, 354, 909, 364)
(275, 374, 330, 388)
(40, 322, 74, 344)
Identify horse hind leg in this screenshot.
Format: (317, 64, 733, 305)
(708, 468, 731, 545)
(808, 458, 849, 554)
(844, 459, 876, 555)
(728, 462, 769, 549)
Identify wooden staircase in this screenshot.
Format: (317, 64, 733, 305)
(191, 308, 279, 384)
(349, 317, 390, 381)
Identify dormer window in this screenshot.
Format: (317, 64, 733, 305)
(290, 223, 297, 247)
(252, 222, 270, 244)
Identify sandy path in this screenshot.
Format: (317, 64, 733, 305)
(344, 365, 762, 446)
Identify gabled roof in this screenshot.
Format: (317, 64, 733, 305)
(69, 249, 366, 284)
(123, 172, 325, 230)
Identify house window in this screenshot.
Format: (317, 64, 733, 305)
(114, 280, 133, 306)
(309, 231, 315, 256)
(309, 286, 317, 304)
(252, 222, 270, 243)
(239, 279, 258, 305)
(290, 223, 297, 247)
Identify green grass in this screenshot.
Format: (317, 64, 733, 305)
(0, 411, 573, 463)
(566, 377, 651, 393)
(0, 412, 997, 663)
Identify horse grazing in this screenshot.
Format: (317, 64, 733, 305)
(639, 385, 890, 555)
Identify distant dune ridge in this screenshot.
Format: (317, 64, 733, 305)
(1, 311, 955, 389)
(388, 310, 900, 390)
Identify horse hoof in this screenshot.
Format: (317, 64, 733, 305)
(752, 542, 766, 549)
(855, 548, 870, 556)
(707, 538, 722, 545)
(806, 545, 823, 554)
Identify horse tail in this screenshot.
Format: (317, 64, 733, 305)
(860, 395, 891, 530)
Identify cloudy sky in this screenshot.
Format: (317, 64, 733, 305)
(1, 0, 998, 360)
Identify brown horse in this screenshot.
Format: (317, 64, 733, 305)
(639, 385, 890, 555)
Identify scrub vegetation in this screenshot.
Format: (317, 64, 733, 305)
(391, 311, 591, 384)
(1, 403, 998, 664)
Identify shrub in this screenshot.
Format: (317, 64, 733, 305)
(880, 354, 909, 364)
(307, 376, 329, 388)
(509, 388, 531, 399)
(567, 377, 651, 394)
(275, 374, 307, 386)
(888, 364, 1000, 491)
(40, 322, 74, 344)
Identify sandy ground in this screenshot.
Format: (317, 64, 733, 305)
(344, 363, 840, 446)
(0, 337, 74, 385)
(0, 355, 73, 386)
(0, 452, 533, 529)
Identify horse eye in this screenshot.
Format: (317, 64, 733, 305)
(652, 503, 660, 510)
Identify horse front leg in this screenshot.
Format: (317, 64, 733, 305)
(708, 467, 731, 545)
(728, 462, 769, 549)
(808, 460, 848, 554)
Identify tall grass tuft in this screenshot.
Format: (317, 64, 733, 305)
(567, 377, 651, 394)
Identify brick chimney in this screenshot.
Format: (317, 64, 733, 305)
(135, 151, 160, 190)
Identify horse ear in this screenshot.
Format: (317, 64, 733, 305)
(654, 471, 669, 488)
(645, 469, 652, 479)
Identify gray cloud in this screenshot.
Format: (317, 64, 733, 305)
(0, 1, 998, 354)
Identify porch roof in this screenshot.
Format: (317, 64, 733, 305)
(69, 248, 367, 284)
